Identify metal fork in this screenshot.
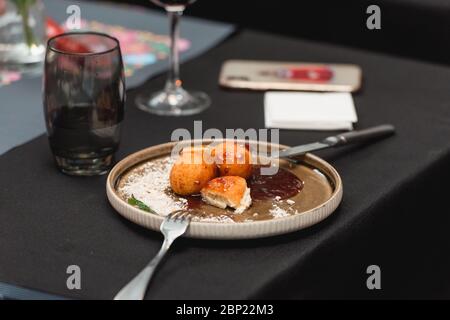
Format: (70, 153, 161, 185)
(114, 210, 191, 300)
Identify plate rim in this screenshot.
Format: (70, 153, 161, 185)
(106, 139, 343, 239)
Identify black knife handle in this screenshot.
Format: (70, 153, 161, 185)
(324, 124, 396, 146)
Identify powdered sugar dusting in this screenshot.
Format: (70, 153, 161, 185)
(198, 215, 235, 223)
(119, 157, 186, 216)
(269, 203, 291, 218)
(115, 154, 314, 223)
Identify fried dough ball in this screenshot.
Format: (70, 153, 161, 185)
(201, 176, 252, 213)
(170, 148, 218, 196)
(179, 145, 215, 163)
(212, 142, 252, 179)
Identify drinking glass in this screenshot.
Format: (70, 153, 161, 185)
(135, 0, 210, 116)
(43, 32, 125, 176)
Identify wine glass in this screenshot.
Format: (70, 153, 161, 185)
(135, 0, 210, 116)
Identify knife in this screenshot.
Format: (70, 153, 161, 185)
(278, 124, 396, 159)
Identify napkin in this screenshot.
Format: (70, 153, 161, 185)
(264, 91, 358, 130)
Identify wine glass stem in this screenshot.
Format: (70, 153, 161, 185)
(165, 10, 183, 93)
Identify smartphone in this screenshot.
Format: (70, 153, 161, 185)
(219, 60, 362, 92)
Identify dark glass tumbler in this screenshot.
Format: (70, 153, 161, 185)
(43, 32, 125, 176)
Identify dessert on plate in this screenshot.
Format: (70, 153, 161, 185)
(201, 176, 252, 214)
(169, 142, 253, 212)
(169, 146, 217, 196)
(212, 142, 252, 179)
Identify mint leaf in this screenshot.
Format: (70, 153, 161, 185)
(128, 195, 156, 214)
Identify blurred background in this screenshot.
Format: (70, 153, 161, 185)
(108, 0, 450, 66)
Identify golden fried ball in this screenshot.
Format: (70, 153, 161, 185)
(212, 142, 252, 179)
(179, 145, 215, 164)
(170, 149, 218, 196)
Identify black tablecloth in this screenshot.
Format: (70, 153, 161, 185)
(1, 30, 450, 299)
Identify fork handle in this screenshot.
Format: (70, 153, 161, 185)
(114, 239, 173, 300)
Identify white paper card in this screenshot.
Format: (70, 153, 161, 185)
(264, 92, 358, 130)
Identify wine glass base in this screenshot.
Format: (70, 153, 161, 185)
(135, 89, 210, 116)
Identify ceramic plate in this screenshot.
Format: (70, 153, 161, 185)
(106, 139, 342, 239)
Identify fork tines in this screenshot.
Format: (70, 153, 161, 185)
(167, 210, 192, 221)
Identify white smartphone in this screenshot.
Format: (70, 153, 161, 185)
(219, 60, 362, 92)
